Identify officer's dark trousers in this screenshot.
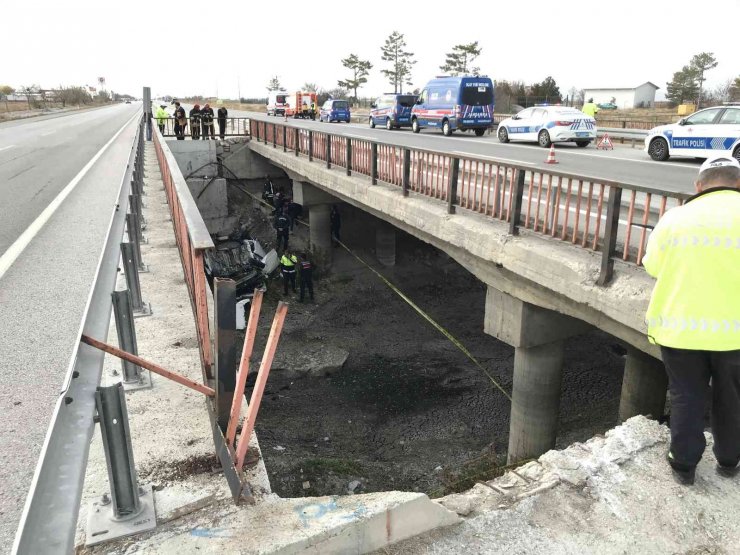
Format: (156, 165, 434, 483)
(174, 122, 184, 140)
(218, 119, 226, 139)
(300, 277, 313, 301)
(191, 123, 200, 140)
(277, 232, 288, 252)
(282, 271, 296, 294)
(662, 347, 740, 469)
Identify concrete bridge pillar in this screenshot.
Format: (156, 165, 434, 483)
(309, 203, 332, 267)
(375, 223, 396, 267)
(484, 287, 592, 464)
(618, 348, 667, 423)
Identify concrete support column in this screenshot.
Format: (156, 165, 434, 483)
(484, 286, 592, 465)
(309, 203, 332, 267)
(508, 341, 565, 464)
(618, 348, 667, 423)
(375, 224, 396, 267)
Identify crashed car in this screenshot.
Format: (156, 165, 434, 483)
(204, 226, 279, 300)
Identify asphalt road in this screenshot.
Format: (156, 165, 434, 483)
(0, 103, 141, 549)
(235, 109, 700, 195)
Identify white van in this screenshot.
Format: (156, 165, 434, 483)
(266, 90, 290, 116)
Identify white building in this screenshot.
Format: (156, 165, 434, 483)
(582, 82, 659, 109)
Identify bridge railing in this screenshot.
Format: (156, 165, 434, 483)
(156, 117, 251, 138)
(250, 118, 690, 285)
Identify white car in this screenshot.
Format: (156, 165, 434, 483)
(497, 106, 597, 148)
(645, 104, 740, 161)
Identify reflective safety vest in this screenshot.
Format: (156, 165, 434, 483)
(155, 107, 168, 124)
(643, 188, 740, 351)
(280, 254, 297, 272)
(582, 103, 599, 117)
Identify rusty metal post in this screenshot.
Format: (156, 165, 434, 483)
(402, 148, 411, 197)
(509, 168, 527, 235)
(346, 138, 352, 176)
(326, 135, 331, 168)
(308, 130, 314, 161)
(294, 127, 300, 156)
(282, 125, 287, 152)
(371, 143, 378, 185)
(214, 278, 237, 432)
(597, 186, 623, 286)
(448, 158, 460, 214)
(272, 123, 277, 148)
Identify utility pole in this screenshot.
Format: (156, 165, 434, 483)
(238, 75, 241, 102)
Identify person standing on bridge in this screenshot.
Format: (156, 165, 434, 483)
(189, 104, 201, 140)
(156, 104, 168, 134)
(201, 103, 215, 140)
(330, 205, 341, 246)
(298, 252, 315, 302)
(581, 98, 599, 118)
(173, 101, 187, 140)
(275, 209, 290, 252)
(642, 156, 740, 485)
(217, 105, 228, 139)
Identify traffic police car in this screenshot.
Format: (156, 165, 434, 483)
(497, 106, 597, 147)
(645, 104, 740, 161)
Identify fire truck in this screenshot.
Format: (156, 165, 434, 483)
(285, 91, 318, 120)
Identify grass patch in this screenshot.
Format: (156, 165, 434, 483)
(303, 457, 364, 476)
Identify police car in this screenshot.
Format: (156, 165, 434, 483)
(496, 106, 596, 147)
(645, 104, 740, 162)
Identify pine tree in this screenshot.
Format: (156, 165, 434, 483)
(440, 42, 482, 76)
(337, 54, 373, 101)
(689, 52, 718, 108)
(266, 76, 282, 91)
(665, 66, 699, 106)
(380, 31, 416, 94)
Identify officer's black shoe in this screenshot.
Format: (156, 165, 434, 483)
(716, 462, 740, 478)
(667, 452, 695, 485)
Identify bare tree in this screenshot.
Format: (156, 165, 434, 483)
(0, 85, 14, 111)
(19, 84, 40, 109)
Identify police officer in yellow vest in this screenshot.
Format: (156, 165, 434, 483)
(643, 156, 740, 484)
(280, 251, 298, 295)
(582, 98, 599, 118)
(155, 104, 168, 134)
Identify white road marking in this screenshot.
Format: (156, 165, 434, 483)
(0, 145, 15, 152)
(0, 111, 139, 281)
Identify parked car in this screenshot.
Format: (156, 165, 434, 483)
(411, 75, 494, 136)
(319, 99, 351, 123)
(369, 94, 416, 130)
(645, 104, 740, 161)
(497, 106, 597, 147)
(597, 102, 618, 110)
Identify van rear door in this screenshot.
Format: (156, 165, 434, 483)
(459, 79, 494, 128)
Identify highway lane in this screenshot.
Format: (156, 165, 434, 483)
(235, 109, 700, 195)
(0, 103, 141, 549)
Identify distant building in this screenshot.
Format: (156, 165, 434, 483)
(582, 82, 659, 109)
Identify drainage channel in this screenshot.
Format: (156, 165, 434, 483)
(226, 185, 627, 500)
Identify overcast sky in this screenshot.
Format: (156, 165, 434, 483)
(4, 0, 738, 101)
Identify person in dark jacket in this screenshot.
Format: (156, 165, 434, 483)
(275, 209, 290, 252)
(189, 104, 201, 140)
(298, 253, 315, 302)
(173, 101, 187, 140)
(330, 205, 341, 245)
(201, 103, 215, 140)
(217, 106, 228, 139)
(274, 188, 286, 215)
(262, 175, 275, 206)
(286, 198, 303, 232)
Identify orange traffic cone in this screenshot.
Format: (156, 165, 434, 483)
(545, 145, 558, 164)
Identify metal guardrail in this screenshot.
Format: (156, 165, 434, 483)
(13, 115, 145, 554)
(157, 117, 250, 138)
(249, 116, 690, 285)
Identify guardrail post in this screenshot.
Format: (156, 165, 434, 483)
(273, 123, 277, 148)
(402, 149, 411, 197)
(346, 138, 352, 176)
(326, 135, 332, 169)
(448, 157, 460, 214)
(126, 213, 146, 274)
(509, 168, 527, 235)
(111, 290, 151, 390)
(214, 278, 237, 431)
(371, 143, 378, 185)
(283, 125, 287, 152)
(308, 130, 314, 161)
(597, 186, 623, 286)
(121, 242, 151, 316)
(86, 383, 156, 546)
(295, 128, 300, 156)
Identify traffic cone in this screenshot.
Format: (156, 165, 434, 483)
(545, 145, 558, 164)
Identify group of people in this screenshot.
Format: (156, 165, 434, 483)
(279, 250, 315, 302)
(155, 101, 229, 140)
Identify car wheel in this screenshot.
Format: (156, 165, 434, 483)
(648, 137, 670, 161)
(474, 128, 486, 137)
(386, 117, 393, 130)
(538, 129, 552, 148)
(576, 140, 590, 148)
(442, 120, 452, 136)
(412, 118, 420, 134)
(498, 127, 509, 143)
(733, 145, 740, 163)
(369, 117, 375, 129)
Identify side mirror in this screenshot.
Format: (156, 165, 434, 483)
(370, 103, 377, 109)
(678, 118, 686, 125)
(511, 115, 519, 120)
(415, 98, 423, 105)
